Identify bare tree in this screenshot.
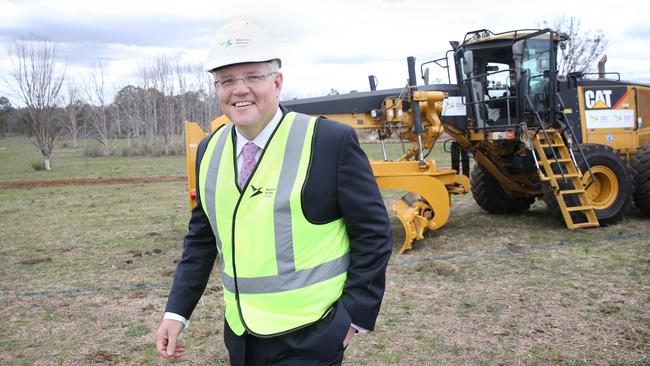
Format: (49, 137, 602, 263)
(7, 37, 66, 170)
(540, 16, 607, 75)
(141, 56, 178, 155)
(192, 64, 220, 130)
(138, 62, 161, 152)
(85, 60, 117, 156)
(63, 79, 83, 147)
(114, 84, 147, 148)
(155, 57, 176, 155)
(175, 61, 221, 147)
(175, 61, 194, 135)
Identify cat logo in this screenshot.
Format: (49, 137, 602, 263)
(585, 89, 612, 109)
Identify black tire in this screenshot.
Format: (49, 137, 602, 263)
(576, 144, 634, 225)
(471, 164, 535, 214)
(632, 144, 650, 215)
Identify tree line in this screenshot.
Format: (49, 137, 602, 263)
(1, 38, 221, 170)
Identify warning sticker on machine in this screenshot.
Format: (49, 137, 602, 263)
(585, 109, 634, 129)
(442, 96, 466, 116)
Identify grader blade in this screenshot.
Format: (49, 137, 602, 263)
(392, 193, 431, 254)
(372, 160, 470, 253)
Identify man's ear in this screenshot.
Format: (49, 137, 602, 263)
(274, 72, 283, 98)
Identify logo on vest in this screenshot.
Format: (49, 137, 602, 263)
(250, 185, 263, 198)
(250, 185, 275, 198)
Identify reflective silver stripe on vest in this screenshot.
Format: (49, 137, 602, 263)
(204, 124, 233, 251)
(273, 113, 311, 274)
(222, 253, 350, 294)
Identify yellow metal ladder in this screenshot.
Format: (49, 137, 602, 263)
(530, 128, 599, 229)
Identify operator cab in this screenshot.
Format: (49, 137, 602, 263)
(452, 29, 565, 136)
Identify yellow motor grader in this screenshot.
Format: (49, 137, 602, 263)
(445, 29, 649, 229)
(184, 28, 650, 254)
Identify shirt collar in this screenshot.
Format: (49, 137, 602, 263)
(235, 107, 282, 157)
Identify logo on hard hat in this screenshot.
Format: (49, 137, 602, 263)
(218, 39, 233, 49)
(219, 38, 251, 49)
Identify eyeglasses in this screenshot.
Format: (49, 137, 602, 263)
(214, 72, 277, 89)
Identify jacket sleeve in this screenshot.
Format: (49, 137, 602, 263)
(164, 137, 218, 319)
(336, 127, 392, 331)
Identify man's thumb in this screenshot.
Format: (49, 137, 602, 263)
(166, 333, 176, 356)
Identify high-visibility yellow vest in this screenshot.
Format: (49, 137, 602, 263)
(198, 112, 350, 336)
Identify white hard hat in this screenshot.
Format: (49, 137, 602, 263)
(205, 20, 281, 72)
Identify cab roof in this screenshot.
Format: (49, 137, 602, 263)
(460, 29, 563, 47)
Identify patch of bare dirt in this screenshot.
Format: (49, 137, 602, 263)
(85, 350, 115, 363)
(0, 175, 185, 189)
(126, 291, 147, 299)
(413, 261, 456, 277)
(19, 257, 52, 265)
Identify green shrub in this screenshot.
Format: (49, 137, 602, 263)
(83, 146, 104, 157)
(31, 160, 46, 171)
(121, 146, 146, 157)
(158, 144, 184, 156)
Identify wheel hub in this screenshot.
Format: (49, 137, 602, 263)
(583, 166, 618, 210)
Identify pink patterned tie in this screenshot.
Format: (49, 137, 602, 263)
(239, 142, 259, 187)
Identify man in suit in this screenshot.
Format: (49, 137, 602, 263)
(155, 20, 392, 365)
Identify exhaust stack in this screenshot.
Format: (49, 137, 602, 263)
(598, 54, 607, 79)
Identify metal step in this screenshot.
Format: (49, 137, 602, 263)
(552, 173, 579, 179)
(567, 205, 593, 212)
(550, 158, 572, 163)
(560, 189, 586, 195)
(572, 222, 600, 229)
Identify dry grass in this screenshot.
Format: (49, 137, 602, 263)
(0, 138, 648, 365)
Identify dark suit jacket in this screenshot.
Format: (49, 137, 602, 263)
(165, 106, 392, 348)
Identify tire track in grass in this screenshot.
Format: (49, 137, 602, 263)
(0, 175, 185, 189)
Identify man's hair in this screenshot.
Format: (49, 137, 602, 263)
(268, 59, 280, 73)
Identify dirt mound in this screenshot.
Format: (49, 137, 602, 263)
(0, 175, 185, 189)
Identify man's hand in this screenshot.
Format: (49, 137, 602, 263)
(155, 319, 185, 359)
(342, 326, 356, 348)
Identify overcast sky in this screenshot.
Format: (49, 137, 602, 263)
(1, 0, 649, 104)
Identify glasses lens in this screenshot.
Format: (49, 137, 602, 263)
(217, 73, 275, 88)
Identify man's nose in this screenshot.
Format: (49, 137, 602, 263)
(231, 80, 251, 93)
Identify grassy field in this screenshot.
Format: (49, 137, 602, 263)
(0, 137, 185, 181)
(0, 137, 648, 365)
